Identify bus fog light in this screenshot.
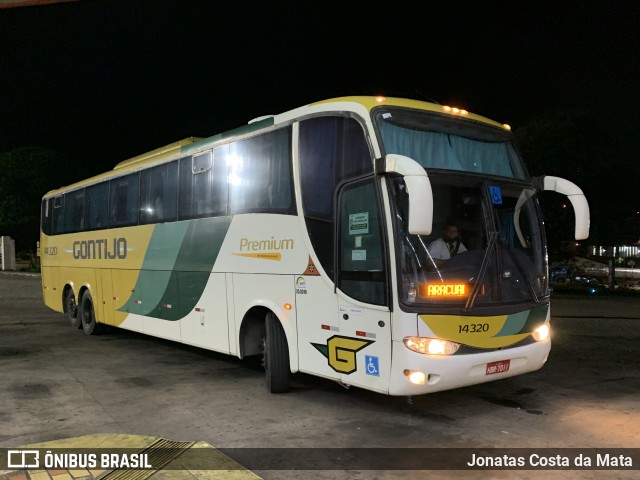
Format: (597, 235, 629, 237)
(403, 369, 426, 385)
(403, 337, 460, 355)
(532, 323, 550, 341)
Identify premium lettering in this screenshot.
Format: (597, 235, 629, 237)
(239, 237, 294, 252)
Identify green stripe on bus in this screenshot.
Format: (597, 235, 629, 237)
(494, 305, 549, 337)
(148, 216, 231, 320)
(118, 217, 232, 320)
(117, 222, 190, 316)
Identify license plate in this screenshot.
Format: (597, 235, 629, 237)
(486, 359, 510, 375)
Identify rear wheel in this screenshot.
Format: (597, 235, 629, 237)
(64, 288, 81, 329)
(264, 312, 290, 393)
(80, 291, 102, 335)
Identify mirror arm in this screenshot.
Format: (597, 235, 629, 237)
(536, 175, 590, 240)
(378, 154, 433, 236)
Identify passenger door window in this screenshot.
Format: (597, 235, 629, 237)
(337, 177, 388, 306)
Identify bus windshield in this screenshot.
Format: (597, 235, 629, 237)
(389, 174, 549, 311)
(376, 107, 526, 179)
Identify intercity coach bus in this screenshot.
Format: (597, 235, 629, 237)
(40, 97, 590, 395)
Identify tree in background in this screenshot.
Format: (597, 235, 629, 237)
(0, 147, 73, 252)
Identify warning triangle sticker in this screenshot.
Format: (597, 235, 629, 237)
(302, 256, 321, 276)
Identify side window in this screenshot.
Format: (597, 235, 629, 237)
(337, 178, 387, 306)
(299, 116, 372, 280)
(140, 161, 178, 224)
(52, 195, 64, 235)
(64, 189, 85, 233)
(109, 173, 140, 228)
(85, 183, 109, 231)
(178, 149, 227, 219)
(228, 127, 293, 214)
(41, 199, 52, 235)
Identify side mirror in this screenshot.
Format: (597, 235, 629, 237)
(540, 176, 590, 240)
(378, 154, 433, 235)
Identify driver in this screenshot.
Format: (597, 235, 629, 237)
(428, 222, 467, 267)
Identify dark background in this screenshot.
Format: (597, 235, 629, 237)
(1, 0, 639, 252)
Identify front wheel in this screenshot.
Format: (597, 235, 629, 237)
(64, 288, 81, 329)
(264, 312, 290, 393)
(80, 291, 102, 336)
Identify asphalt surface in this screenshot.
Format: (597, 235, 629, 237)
(1, 273, 639, 479)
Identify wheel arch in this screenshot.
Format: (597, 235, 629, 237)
(78, 284, 103, 324)
(62, 283, 74, 312)
(238, 303, 298, 373)
(78, 284, 91, 303)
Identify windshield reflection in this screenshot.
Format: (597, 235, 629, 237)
(390, 175, 548, 311)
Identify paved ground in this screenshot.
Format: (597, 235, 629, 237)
(0, 273, 638, 479)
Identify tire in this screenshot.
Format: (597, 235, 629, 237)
(64, 288, 81, 329)
(80, 291, 102, 335)
(264, 312, 290, 393)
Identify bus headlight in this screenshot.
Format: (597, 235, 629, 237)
(532, 323, 550, 342)
(403, 337, 460, 355)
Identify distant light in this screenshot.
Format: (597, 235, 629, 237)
(503, 123, 512, 131)
(375, 96, 386, 103)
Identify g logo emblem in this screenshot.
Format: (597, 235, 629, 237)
(312, 335, 374, 374)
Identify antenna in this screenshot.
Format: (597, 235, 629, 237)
(414, 89, 441, 105)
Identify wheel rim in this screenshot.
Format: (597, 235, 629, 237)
(66, 293, 76, 317)
(261, 337, 268, 371)
(82, 299, 92, 327)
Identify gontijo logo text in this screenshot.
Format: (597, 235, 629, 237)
(72, 238, 128, 260)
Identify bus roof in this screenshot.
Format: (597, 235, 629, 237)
(44, 96, 509, 197)
(309, 96, 508, 130)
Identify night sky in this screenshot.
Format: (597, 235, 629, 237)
(1, 1, 639, 246)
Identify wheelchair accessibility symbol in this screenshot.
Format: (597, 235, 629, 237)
(489, 185, 503, 205)
(365, 355, 380, 377)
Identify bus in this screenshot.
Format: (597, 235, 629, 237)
(40, 96, 590, 395)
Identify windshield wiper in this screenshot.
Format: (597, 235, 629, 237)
(500, 239, 540, 303)
(464, 231, 499, 312)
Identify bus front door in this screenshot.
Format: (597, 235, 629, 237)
(336, 177, 392, 393)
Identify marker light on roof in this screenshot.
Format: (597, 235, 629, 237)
(503, 124, 512, 131)
(443, 106, 468, 115)
(375, 96, 386, 103)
